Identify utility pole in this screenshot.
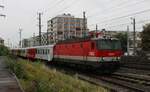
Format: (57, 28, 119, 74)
(95, 24, 98, 38)
(131, 18, 136, 55)
(96, 24, 98, 33)
(127, 26, 130, 56)
(38, 12, 42, 46)
(47, 29, 49, 45)
(19, 28, 22, 48)
(33, 33, 35, 46)
(83, 11, 86, 38)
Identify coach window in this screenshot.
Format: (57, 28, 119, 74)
(46, 50, 47, 54)
(44, 49, 46, 54)
(47, 50, 49, 54)
(40, 50, 41, 54)
(43, 49, 45, 54)
(46, 49, 48, 54)
(48, 49, 50, 54)
(43, 50, 44, 54)
(45, 49, 47, 54)
(41, 50, 42, 54)
(45, 50, 47, 54)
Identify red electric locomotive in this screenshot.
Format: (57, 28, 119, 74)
(53, 37, 123, 71)
(11, 37, 123, 73)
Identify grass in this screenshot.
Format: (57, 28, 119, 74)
(5, 57, 108, 92)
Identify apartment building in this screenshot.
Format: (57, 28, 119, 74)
(47, 13, 88, 43)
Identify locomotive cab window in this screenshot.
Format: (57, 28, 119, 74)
(96, 39, 121, 50)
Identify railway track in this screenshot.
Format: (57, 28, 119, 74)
(47, 62, 150, 92)
(117, 67, 150, 75)
(121, 60, 150, 71)
(78, 72, 150, 92)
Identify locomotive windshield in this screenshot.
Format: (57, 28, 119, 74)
(96, 39, 121, 50)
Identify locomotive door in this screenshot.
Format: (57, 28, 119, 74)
(82, 42, 88, 63)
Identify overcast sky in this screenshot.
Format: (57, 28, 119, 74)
(0, 0, 150, 46)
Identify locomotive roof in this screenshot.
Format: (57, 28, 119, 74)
(11, 44, 55, 50)
(56, 37, 119, 44)
(57, 37, 91, 44)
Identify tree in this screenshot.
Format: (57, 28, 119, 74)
(141, 24, 150, 51)
(114, 33, 127, 52)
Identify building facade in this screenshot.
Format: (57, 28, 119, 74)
(22, 32, 53, 47)
(47, 13, 88, 43)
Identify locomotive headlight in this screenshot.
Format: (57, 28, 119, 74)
(117, 57, 121, 60)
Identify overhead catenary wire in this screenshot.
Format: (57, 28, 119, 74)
(86, 0, 130, 17)
(88, 8, 150, 27)
(88, 18, 150, 31)
(51, 0, 77, 17)
(44, 0, 66, 13)
(87, 0, 147, 18)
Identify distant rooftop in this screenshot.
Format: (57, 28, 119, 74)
(56, 13, 74, 18)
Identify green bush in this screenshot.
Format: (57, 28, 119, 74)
(0, 45, 9, 56)
(6, 58, 108, 92)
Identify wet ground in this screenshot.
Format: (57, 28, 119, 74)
(0, 56, 22, 92)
